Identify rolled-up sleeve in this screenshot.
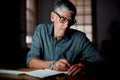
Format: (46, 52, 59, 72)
(79, 34, 104, 63)
(26, 25, 42, 67)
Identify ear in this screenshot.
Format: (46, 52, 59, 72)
(50, 12, 55, 22)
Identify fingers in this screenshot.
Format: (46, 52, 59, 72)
(59, 59, 71, 67)
(53, 59, 71, 71)
(53, 59, 85, 76)
(68, 63, 85, 76)
(68, 65, 82, 76)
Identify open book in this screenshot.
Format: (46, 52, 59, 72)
(0, 69, 68, 78)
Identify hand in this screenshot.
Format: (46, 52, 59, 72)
(53, 59, 71, 71)
(68, 63, 85, 76)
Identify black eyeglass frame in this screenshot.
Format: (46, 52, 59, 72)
(54, 11, 76, 25)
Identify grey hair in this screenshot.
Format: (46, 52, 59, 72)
(53, 0, 77, 18)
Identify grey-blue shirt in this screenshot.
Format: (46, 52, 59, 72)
(26, 23, 103, 66)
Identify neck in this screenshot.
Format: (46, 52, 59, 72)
(54, 35, 62, 41)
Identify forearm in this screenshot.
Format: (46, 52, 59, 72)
(28, 58, 50, 69)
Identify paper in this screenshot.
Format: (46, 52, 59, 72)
(25, 69, 68, 78)
(0, 69, 25, 75)
(0, 69, 68, 78)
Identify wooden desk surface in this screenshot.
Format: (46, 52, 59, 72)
(0, 68, 97, 80)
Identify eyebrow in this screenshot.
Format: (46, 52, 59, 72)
(54, 11, 69, 20)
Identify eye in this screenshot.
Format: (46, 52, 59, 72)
(60, 17, 67, 22)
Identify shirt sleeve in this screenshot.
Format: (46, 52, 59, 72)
(80, 33, 104, 63)
(26, 25, 43, 67)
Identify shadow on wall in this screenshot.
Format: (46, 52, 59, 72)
(0, 47, 30, 68)
(101, 20, 120, 69)
(17, 47, 30, 68)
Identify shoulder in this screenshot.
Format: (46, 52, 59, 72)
(68, 28, 89, 42)
(70, 28, 86, 37)
(36, 23, 52, 30)
(35, 23, 53, 32)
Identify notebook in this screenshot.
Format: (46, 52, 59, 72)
(0, 69, 68, 78)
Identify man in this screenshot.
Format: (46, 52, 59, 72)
(26, 0, 104, 76)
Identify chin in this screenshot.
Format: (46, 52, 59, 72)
(60, 32, 65, 36)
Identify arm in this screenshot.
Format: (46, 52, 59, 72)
(68, 61, 94, 76)
(67, 33, 105, 76)
(28, 58, 50, 69)
(26, 25, 47, 69)
(29, 58, 71, 70)
(68, 59, 105, 76)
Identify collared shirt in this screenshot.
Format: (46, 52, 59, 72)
(26, 23, 103, 66)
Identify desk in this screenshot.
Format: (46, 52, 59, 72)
(0, 68, 97, 80)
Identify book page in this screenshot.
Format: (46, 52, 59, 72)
(0, 69, 68, 78)
(25, 69, 68, 78)
(0, 69, 25, 75)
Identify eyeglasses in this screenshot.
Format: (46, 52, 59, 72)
(54, 11, 76, 25)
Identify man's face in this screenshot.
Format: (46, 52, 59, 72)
(51, 9, 75, 37)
